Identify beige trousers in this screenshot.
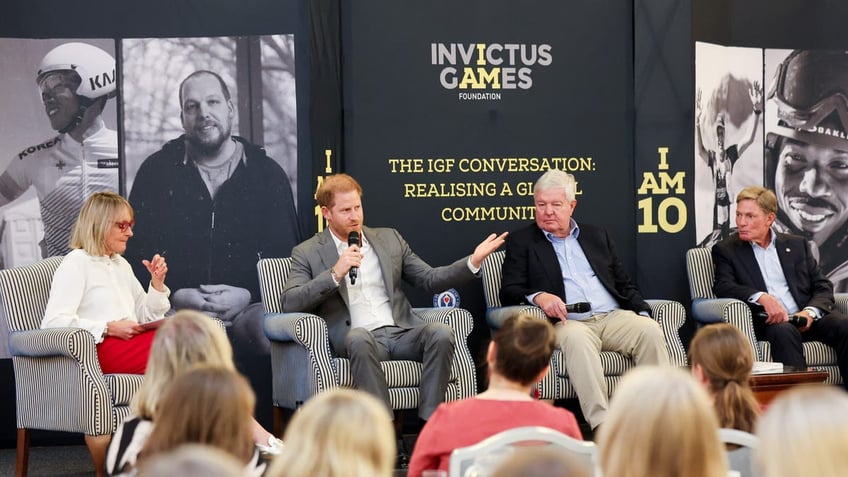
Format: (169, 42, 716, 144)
(555, 309, 669, 429)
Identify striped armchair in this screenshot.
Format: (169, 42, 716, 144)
(0, 256, 144, 476)
(686, 247, 843, 385)
(481, 250, 688, 401)
(257, 257, 477, 432)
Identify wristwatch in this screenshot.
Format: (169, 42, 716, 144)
(329, 267, 341, 285)
(101, 324, 109, 340)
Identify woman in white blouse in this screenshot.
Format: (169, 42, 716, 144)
(42, 191, 170, 375)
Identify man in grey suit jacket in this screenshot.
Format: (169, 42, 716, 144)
(500, 170, 668, 430)
(282, 173, 506, 422)
(713, 186, 848, 386)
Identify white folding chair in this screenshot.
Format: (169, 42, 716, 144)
(718, 428, 759, 477)
(448, 426, 596, 477)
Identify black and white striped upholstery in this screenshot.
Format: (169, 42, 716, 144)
(258, 257, 478, 413)
(686, 247, 843, 385)
(481, 250, 688, 400)
(0, 256, 145, 474)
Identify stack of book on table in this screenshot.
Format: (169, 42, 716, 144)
(752, 361, 783, 374)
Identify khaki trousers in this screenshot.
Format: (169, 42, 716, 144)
(555, 309, 669, 429)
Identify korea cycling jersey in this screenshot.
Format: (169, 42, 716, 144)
(0, 118, 118, 257)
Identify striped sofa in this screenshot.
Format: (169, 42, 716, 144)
(686, 247, 843, 385)
(0, 256, 144, 476)
(257, 257, 477, 431)
(481, 250, 688, 401)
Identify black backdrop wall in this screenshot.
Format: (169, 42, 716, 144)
(3, 0, 847, 448)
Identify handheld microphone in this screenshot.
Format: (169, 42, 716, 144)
(754, 311, 807, 327)
(788, 314, 808, 327)
(347, 231, 360, 285)
(565, 302, 592, 313)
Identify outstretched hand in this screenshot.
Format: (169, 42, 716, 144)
(142, 254, 168, 292)
(470, 232, 509, 269)
(749, 80, 763, 113)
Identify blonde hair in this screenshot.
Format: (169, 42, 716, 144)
(132, 310, 233, 419)
(689, 323, 760, 432)
(736, 186, 778, 215)
(69, 191, 133, 256)
(598, 366, 727, 477)
(138, 366, 256, 465)
(756, 386, 848, 477)
(268, 388, 395, 477)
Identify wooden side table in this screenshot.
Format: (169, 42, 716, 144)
(748, 367, 829, 405)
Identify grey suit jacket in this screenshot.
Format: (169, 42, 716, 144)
(281, 226, 476, 354)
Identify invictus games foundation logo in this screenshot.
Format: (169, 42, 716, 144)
(431, 42, 552, 101)
(433, 288, 461, 308)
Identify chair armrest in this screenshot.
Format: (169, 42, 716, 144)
(9, 328, 96, 362)
(414, 307, 478, 399)
(264, 312, 330, 350)
(414, 307, 473, 339)
(486, 306, 547, 332)
(646, 299, 688, 367)
(691, 298, 746, 324)
(836, 293, 848, 315)
(692, 298, 760, 361)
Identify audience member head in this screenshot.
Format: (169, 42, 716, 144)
(689, 323, 760, 432)
(268, 388, 395, 477)
(491, 447, 590, 477)
(597, 366, 727, 477)
(132, 310, 233, 419)
(136, 444, 246, 477)
(70, 191, 133, 256)
(316, 173, 363, 208)
(139, 366, 256, 466)
(489, 314, 555, 387)
(756, 385, 848, 477)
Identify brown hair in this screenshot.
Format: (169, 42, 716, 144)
(316, 173, 362, 208)
(689, 323, 760, 433)
(139, 366, 256, 465)
(736, 186, 778, 215)
(69, 191, 132, 256)
(492, 314, 555, 386)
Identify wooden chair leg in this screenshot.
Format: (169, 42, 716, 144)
(15, 428, 29, 477)
(274, 405, 293, 438)
(84, 434, 110, 477)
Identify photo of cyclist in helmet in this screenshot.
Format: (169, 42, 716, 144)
(765, 49, 848, 292)
(0, 41, 119, 262)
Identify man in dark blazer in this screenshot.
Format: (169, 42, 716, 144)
(282, 173, 506, 422)
(713, 186, 848, 386)
(500, 170, 668, 430)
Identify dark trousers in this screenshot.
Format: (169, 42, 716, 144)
(756, 311, 848, 388)
(343, 323, 455, 419)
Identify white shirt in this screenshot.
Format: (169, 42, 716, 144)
(330, 232, 395, 330)
(41, 249, 171, 342)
